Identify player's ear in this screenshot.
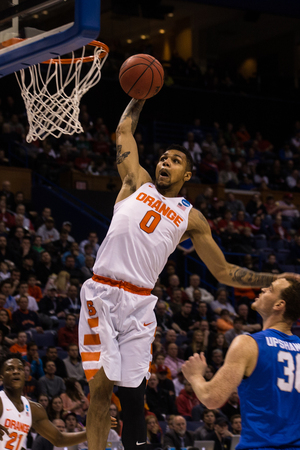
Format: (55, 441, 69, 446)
(184, 171, 192, 182)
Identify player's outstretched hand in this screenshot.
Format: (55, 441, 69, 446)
(0, 424, 9, 440)
(182, 352, 207, 383)
(111, 417, 117, 428)
(277, 272, 300, 281)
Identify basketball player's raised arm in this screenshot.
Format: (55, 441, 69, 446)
(116, 98, 152, 186)
(30, 402, 87, 446)
(182, 334, 257, 408)
(187, 208, 281, 288)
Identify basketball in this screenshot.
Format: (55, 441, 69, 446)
(119, 54, 164, 100)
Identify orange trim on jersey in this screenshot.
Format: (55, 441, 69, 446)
(88, 317, 99, 328)
(92, 274, 152, 296)
(84, 334, 101, 345)
(84, 369, 98, 382)
(81, 351, 101, 362)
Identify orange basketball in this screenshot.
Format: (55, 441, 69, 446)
(119, 54, 164, 99)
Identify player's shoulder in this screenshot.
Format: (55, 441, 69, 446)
(187, 207, 210, 233)
(29, 400, 47, 420)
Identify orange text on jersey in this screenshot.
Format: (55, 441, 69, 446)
(136, 193, 183, 227)
(4, 419, 30, 433)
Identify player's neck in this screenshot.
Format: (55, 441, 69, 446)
(155, 184, 181, 198)
(4, 388, 24, 408)
(263, 317, 293, 335)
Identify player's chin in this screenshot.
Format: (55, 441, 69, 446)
(251, 301, 257, 310)
(155, 179, 170, 188)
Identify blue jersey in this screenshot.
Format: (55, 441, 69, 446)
(237, 329, 300, 450)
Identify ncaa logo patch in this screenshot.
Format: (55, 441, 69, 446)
(182, 199, 190, 207)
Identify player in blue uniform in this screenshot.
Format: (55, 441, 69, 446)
(182, 277, 300, 450)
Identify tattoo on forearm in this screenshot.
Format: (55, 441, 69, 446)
(116, 145, 130, 165)
(118, 99, 145, 134)
(229, 265, 275, 287)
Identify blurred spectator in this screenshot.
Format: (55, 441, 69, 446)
(216, 309, 234, 334)
(57, 313, 78, 350)
(14, 281, 39, 312)
(183, 132, 202, 164)
(63, 343, 86, 385)
(12, 295, 43, 333)
(37, 217, 60, 244)
(47, 395, 65, 422)
(10, 330, 27, 355)
(42, 346, 68, 379)
(166, 274, 188, 302)
(236, 303, 261, 333)
(145, 415, 162, 447)
(35, 207, 52, 230)
(36, 252, 60, 287)
(156, 364, 175, 394)
(262, 253, 282, 274)
(81, 255, 95, 281)
(155, 300, 173, 332)
(277, 193, 299, 221)
(211, 288, 236, 318)
(246, 193, 267, 217)
(62, 242, 85, 269)
(231, 414, 242, 435)
(194, 409, 216, 440)
(164, 343, 184, 379)
(225, 192, 245, 215)
(224, 317, 247, 345)
(210, 348, 224, 371)
(221, 390, 240, 420)
(79, 231, 99, 257)
(23, 363, 38, 401)
(23, 341, 45, 379)
(0, 196, 15, 229)
(184, 329, 208, 359)
(185, 274, 214, 304)
(163, 415, 194, 450)
(194, 301, 216, 326)
(65, 284, 81, 317)
(27, 274, 43, 302)
(172, 301, 200, 335)
(52, 229, 72, 257)
(38, 286, 70, 329)
(173, 370, 185, 397)
(176, 380, 200, 420)
(146, 373, 177, 421)
(0, 180, 15, 210)
(60, 378, 89, 418)
(38, 360, 66, 398)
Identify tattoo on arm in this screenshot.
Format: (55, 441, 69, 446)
(116, 145, 130, 165)
(118, 99, 146, 134)
(229, 265, 275, 287)
(197, 211, 209, 226)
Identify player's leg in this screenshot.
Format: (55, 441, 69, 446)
(87, 367, 114, 450)
(118, 378, 147, 450)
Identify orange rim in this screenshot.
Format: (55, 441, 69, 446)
(43, 40, 109, 64)
(0, 38, 109, 64)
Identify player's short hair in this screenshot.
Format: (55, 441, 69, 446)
(165, 144, 193, 172)
(280, 278, 300, 322)
(0, 352, 25, 374)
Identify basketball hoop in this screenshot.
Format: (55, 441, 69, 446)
(14, 40, 109, 142)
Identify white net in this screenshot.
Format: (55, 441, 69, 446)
(15, 43, 108, 143)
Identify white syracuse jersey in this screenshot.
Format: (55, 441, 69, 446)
(0, 391, 32, 450)
(93, 182, 193, 288)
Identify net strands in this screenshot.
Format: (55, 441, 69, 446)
(15, 44, 108, 142)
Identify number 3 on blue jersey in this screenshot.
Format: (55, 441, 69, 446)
(277, 351, 300, 392)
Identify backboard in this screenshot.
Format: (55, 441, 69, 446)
(0, 0, 101, 77)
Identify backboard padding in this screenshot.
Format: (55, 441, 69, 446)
(0, 0, 101, 77)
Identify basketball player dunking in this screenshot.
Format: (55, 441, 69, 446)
(79, 99, 298, 450)
(0, 355, 88, 449)
(182, 277, 300, 450)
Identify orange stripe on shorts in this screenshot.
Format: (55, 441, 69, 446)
(81, 351, 101, 362)
(92, 274, 152, 296)
(84, 334, 101, 345)
(84, 369, 99, 382)
(88, 317, 99, 328)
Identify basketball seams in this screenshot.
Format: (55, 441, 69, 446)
(119, 54, 164, 99)
(143, 66, 154, 99)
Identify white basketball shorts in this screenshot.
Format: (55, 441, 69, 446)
(79, 275, 157, 388)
